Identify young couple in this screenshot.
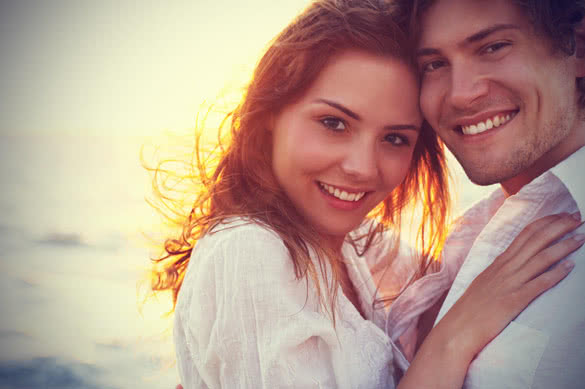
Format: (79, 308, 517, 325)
(150, 0, 585, 387)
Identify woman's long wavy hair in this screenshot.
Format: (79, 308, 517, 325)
(147, 0, 451, 317)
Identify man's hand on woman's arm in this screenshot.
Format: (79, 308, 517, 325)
(399, 213, 583, 389)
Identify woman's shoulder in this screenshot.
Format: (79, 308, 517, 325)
(190, 217, 293, 277)
(204, 217, 284, 245)
(179, 217, 313, 314)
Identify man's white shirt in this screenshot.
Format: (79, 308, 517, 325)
(387, 146, 585, 388)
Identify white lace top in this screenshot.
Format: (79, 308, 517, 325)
(174, 218, 396, 388)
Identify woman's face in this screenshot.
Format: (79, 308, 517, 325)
(271, 49, 422, 244)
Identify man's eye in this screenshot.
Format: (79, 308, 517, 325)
(483, 41, 510, 54)
(321, 117, 346, 131)
(421, 60, 446, 73)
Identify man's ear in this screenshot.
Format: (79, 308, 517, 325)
(574, 16, 585, 76)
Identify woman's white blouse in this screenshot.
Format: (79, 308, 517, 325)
(174, 219, 396, 388)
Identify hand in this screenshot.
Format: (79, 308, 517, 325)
(399, 213, 583, 389)
(440, 213, 583, 359)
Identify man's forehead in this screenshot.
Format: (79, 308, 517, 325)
(417, 0, 527, 49)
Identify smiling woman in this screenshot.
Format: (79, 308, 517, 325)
(147, 1, 450, 387)
(147, 0, 451, 320)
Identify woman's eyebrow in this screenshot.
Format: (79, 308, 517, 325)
(313, 98, 361, 120)
(384, 124, 420, 132)
(314, 98, 420, 131)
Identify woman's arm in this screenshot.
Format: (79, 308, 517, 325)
(398, 213, 583, 389)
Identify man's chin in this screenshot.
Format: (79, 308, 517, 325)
(462, 166, 506, 187)
(454, 153, 520, 187)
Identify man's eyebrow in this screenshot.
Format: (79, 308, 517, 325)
(416, 47, 440, 58)
(464, 23, 519, 45)
(416, 23, 520, 57)
(314, 99, 420, 132)
(314, 98, 361, 120)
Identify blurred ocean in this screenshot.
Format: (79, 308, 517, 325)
(0, 133, 178, 389)
(0, 132, 495, 389)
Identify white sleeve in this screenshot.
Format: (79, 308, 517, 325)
(365, 229, 418, 298)
(175, 224, 342, 389)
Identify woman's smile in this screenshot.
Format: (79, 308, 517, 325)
(317, 181, 368, 202)
(317, 181, 370, 211)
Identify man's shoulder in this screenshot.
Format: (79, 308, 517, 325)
(550, 145, 585, 213)
(449, 188, 504, 237)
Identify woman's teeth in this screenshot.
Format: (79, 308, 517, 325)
(461, 112, 516, 135)
(319, 182, 366, 202)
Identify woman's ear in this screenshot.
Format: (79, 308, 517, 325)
(266, 112, 278, 132)
(265, 113, 274, 132)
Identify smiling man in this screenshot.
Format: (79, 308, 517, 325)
(388, 0, 585, 388)
(417, 0, 585, 196)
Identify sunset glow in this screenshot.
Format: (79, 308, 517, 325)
(1, 1, 311, 137)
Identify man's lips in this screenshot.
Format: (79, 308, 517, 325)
(452, 110, 519, 135)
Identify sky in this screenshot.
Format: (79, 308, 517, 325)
(0, 0, 311, 136)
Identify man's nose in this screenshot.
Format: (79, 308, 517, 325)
(448, 64, 489, 109)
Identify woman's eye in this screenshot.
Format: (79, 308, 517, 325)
(321, 117, 346, 131)
(385, 134, 409, 146)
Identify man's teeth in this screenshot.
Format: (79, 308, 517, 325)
(319, 182, 365, 202)
(461, 112, 516, 135)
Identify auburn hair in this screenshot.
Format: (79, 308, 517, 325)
(147, 0, 451, 316)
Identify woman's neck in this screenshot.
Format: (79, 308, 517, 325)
(320, 232, 366, 319)
(321, 234, 345, 254)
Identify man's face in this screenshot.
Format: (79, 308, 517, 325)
(417, 0, 584, 192)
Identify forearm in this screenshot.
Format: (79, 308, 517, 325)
(397, 319, 475, 389)
(397, 213, 582, 388)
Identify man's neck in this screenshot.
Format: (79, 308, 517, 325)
(501, 125, 585, 197)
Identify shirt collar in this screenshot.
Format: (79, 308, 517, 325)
(550, 145, 585, 213)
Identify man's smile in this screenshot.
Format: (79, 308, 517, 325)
(458, 110, 518, 135)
